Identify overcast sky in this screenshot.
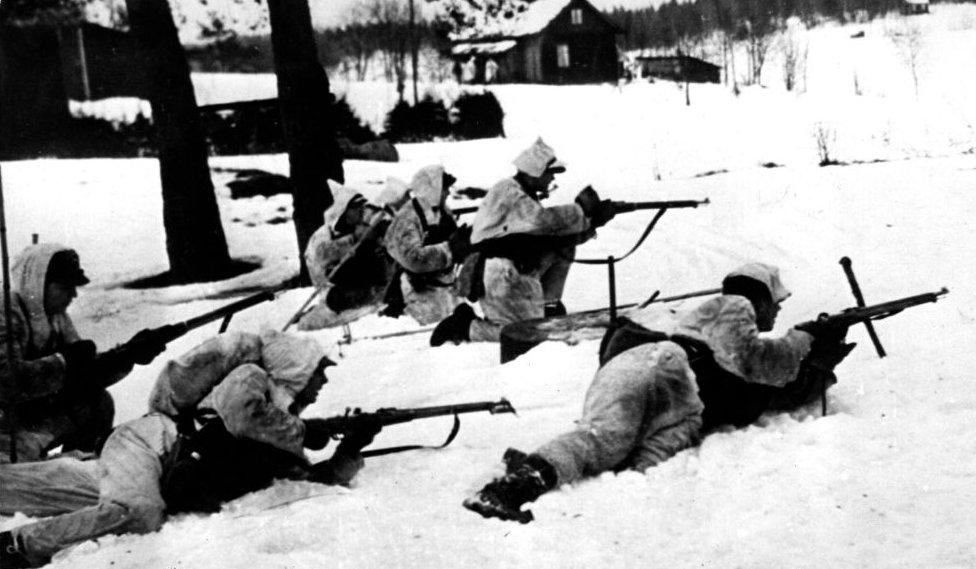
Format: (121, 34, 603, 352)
(308, 0, 662, 29)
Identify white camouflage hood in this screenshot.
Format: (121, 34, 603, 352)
(323, 180, 365, 235)
(10, 243, 80, 352)
(409, 165, 448, 225)
(723, 262, 792, 303)
(259, 329, 328, 411)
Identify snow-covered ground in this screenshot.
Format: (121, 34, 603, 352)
(4, 5, 976, 568)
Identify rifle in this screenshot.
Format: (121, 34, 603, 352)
(796, 287, 949, 331)
(611, 198, 710, 213)
(109, 288, 282, 365)
(317, 398, 516, 457)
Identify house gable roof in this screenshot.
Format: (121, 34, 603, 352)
(452, 0, 617, 42)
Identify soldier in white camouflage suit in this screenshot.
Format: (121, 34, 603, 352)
(464, 262, 851, 523)
(430, 138, 617, 346)
(0, 331, 379, 568)
(298, 181, 405, 330)
(384, 165, 471, 325)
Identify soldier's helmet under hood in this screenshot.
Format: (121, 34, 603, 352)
(323, 180, 367, 235)
(408, 165, 453, 224)
(722, 262, 792, 303)
(10, 243, 86, 352)
(673, 262, 792, 380)
(207, 330, 328, 417)
(512, 138, 566, 178)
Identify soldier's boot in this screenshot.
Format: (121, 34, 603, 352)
(462, 453, 557, 524)
(1, 531, 35, 569)
(430, 304, 475, 347)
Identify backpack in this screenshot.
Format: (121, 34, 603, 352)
(597, 317, 777, 432)
(160, 412, 306, 515)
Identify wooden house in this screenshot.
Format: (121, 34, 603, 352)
(901, 0, 930, 15)
(633, 54, 720, 84)
(450, 0, 621, 84)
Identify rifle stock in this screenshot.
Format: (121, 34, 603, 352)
(797, 287, 949, 330)
(612, 198, 710, 213)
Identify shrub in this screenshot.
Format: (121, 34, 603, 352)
(383, 96, 451, 143)
(452, 91, 505, 140)
(333, 96, 379, 144)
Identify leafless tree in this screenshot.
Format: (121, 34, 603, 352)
(814, 122, 838, 166)
(778, 23, 807, 92)
(887, 20, 925, 99)
(363, 0, 411, 102)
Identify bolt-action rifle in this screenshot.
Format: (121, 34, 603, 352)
(106, 287, 282, 367)
(796, 287, 948, 331)
(316, 398, 516, 457)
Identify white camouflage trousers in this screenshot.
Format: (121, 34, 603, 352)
(534, 342, 704, 485)
(468, 249, 573, 342)
(1, 414, 177, 562)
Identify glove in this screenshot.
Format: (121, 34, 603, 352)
(336, 414, 383, 455)
(121, 328, 169, 365)
(447, 225, 472, 262)
(574, 186, 601, 214)
(303, 418, 336, 451)
(795, 319, 850, 344)
(574, 186, 616, 228)
(61, 340, 97, 378)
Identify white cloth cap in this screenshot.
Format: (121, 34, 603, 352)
(512, 137, 566, 177)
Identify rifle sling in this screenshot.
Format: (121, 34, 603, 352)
(573, 207, 668, 265)
(360, 413, 461, 458)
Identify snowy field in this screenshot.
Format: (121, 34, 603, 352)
(4, 5, 976, 568)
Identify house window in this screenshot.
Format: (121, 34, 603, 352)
(557, 44, 570, 68)
(571, 8, 583, 24)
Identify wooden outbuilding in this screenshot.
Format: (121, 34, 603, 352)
(633, 54, 720, 84)
(451, 0, 621, 84)
(0, 22, 147, 158)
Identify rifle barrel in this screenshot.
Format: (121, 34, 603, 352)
(612, 198, 710, 212)
(809, 288, 949, 327)
(181, 289, 279, 332)
(375, 399, 515, 426)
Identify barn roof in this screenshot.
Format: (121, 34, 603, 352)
(451, 39, 518, 56)
(452, 0, 596, 42)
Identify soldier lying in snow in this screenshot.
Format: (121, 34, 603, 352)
(430, 137, 617, 346)
(0, 331, 380, 568)
(463, 262, 854, 523)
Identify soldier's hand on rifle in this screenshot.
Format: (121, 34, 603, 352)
(575, 186, 616, 228)
(795, 319, 849, 345)
(302, 418, 337, 451)
(61, 340, 97, 381)
(448, 225, 473, 262)
(122, 328, 169, 365)
(337, 415, 383, 455)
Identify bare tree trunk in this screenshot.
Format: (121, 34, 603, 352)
(126, 0, 233, 283)
(267, 0, 343, 284)
(409, 0, 419, 103)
